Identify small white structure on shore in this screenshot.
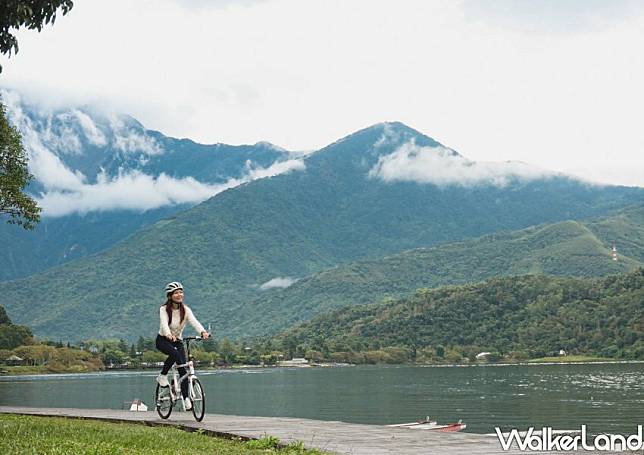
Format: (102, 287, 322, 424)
(128, 399, 148, 411)
(278, 358, 309, 367)
(559, 349, 567, 356)
(4, 355, 24, 366)
(475, 352, 491, 359)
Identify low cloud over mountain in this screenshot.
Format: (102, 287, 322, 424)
(2, 90, 304, 216)
(37, 159, 304, 216)
(259, 277, 298, 291)
(369, 139, 557, 187)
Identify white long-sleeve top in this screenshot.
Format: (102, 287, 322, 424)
(159, 304, 206, 339)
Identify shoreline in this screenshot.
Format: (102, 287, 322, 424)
(2, 358, 642, 378)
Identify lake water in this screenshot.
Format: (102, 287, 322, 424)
(1, 363, 642, 434)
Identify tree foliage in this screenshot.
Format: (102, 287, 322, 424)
(269, 269, 644, 362)
(0, 0, 74, 72)
(0, 1, 73, 228)
(0, 304, 10, 324)
(0, 324, 33, 350)
(0, 101, 40, 228)
(0, 304, 33, 349)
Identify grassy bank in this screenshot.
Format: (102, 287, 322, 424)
(0, 414, 325, 454)
(0, 364, 102, 375)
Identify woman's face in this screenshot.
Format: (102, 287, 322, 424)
(171, 289, 184, 304)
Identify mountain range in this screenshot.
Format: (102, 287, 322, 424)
(1, 108, 642, 341)
(0, 90, 299, 280)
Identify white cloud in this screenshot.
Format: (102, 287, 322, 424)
(1, 1, 643, 186)
(108, 114, 163, 155)
(38, 171, 221, 216)
(369, 140, 556, 187)
(2, 90, 81, 155)
(462, 0, 642, 34)
(42, 114, 83, 155)
(27, 140, 86, 191)
(72, 109, 107, 146)
(2, 88, 305, 216)
(561, 162, 644, 188)
(2, 91, 87, 190)
(36, 158, 305, 217)
(246, 157, 305, 179)
(3, 89, 163, 156)
(259, 277, 297, 291)
(112, 129, 162, 155)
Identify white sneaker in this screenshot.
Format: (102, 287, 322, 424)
(184, 398, 192, 411)
(156, 374, 169, 387)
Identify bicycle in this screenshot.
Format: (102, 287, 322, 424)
(154, 336, 206, 422)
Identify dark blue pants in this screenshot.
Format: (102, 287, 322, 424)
(156, 334, 189, 398)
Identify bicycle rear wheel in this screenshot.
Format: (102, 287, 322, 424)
(155, 383, 173, 419)
(191, 378, 205, 422)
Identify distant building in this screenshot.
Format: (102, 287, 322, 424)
(559, 349, 566, 356)
(475, 352, 491, 359)
(278, 358, 309, 367)
(4, 355, 24, 366)
(612, 244, 618, 261)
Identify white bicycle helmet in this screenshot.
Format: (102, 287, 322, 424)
(164, 281, 184, 296)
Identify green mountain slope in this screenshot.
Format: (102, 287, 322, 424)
(272, 269, 644, 360)
(2, 123, 643, 341)
(233, 206, 644, 337)
(0, 144, 291, 282)
(584, 205, 644, 262)
(1, 88, 293, 281)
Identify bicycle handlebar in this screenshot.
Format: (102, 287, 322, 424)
(181, 336, 207, 359)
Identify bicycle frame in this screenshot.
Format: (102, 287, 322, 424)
(156, 336, 205, 420)
(168, 358, 196, 411)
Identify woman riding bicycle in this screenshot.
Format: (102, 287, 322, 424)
(156, 281, 209, 410)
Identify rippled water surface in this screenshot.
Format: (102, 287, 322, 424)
(1, 363, 642, 434)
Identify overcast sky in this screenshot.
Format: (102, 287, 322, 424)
(1, 0, 643, 187)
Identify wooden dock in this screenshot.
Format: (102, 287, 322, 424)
(0, 406, 631, 454)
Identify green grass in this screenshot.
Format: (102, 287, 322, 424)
(527, 355, 614, 363)
(0, 364, 100, 375)
(0, 365, 47, 375)
(0, 414, 326, 454)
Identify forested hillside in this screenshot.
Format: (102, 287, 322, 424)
(3, 123, 643, 341)
(271, 269, 644, 362)
(232, 205, 643, 338)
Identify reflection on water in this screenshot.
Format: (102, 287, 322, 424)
(1, 363, 642, 434)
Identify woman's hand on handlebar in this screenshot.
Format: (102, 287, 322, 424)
(201, 331, 210, 340)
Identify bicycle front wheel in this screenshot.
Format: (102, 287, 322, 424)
(191, 378, 205, 422)
(155, 383, 173, 419)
